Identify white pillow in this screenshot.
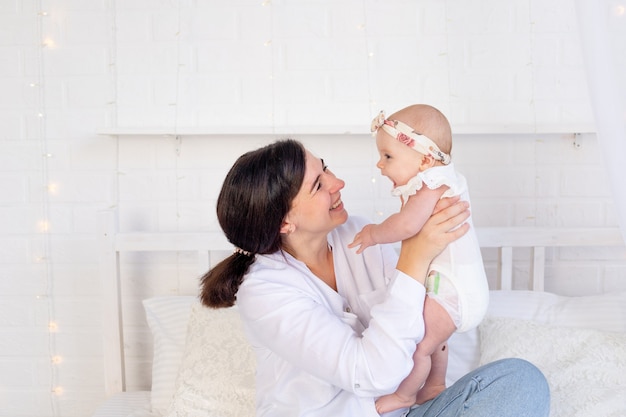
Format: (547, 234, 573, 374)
(479, 316, 626, 417)
(143, 296, 197, 415)
(446, 290, 626, 385)
(164, 302, 256, 417)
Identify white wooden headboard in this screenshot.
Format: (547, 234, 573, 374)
(98, 209, 624, 397)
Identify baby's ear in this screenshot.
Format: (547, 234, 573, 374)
(420, 154, 436, 170)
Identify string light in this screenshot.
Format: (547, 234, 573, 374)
(35, 3, 60, 415)
(615, 5, 625, 16)
(46, 183, 59, 195)
(42, 38, 56, 48)
(361, 1, 382, 221)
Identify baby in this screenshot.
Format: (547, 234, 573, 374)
(349, 104, 489, 413)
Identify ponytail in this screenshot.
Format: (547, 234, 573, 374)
(200, 253, 255, 307)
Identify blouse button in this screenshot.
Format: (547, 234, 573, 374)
(345, 307, 351, 313)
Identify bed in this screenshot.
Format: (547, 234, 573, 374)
(92, 210, 626, 417)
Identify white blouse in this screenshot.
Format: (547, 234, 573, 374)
(236, 216, 426, 417)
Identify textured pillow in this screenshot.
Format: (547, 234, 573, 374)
(479, 316, 626, 417)
(143, 296, 197, 415)
(446, 290, 626, 385)
(164, 303, 256, 417)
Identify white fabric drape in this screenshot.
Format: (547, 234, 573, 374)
(574, 0, 626, 242)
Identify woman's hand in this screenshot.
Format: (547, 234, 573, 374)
(396, 197, 470, 284)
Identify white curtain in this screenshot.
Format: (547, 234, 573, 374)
(574, 0, 626, 242)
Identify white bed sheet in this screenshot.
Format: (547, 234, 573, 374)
(91, 391, 157, 417)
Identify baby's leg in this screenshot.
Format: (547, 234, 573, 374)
(414, 341, 449, 404)
(375, 296, 456, 414)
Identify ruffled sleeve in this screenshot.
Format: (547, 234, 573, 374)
(391, 163, 466, 201)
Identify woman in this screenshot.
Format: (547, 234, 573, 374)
(200, 139, 549, 417)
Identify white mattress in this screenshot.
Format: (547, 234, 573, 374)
(91, 391, 158, 417)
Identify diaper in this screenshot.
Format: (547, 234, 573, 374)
(425, 269, 489, 333)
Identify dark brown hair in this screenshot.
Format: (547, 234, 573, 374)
(200, 139, 306, 307)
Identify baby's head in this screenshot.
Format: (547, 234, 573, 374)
(372, 104, 452, 166)
(390, 104, 452, 157)
(372, 104, 452, 187)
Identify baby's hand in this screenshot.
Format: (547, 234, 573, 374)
(348, 224, 377, 254)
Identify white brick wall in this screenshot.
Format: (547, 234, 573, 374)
(1, 1, 624, 416)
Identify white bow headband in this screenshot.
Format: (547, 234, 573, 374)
(371, 111, 451, 165)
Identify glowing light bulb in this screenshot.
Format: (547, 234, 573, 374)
(51, 355, 63, 364)
(38, 220, 50, 232)
(52, 386, 63, 395)
(264, 40, 272, 47)
(42, 38, 55, 48)
(48, 321, 58, 332)
(368, 52, 375, 58)
(371, 177, 376, 183)
(261, 0, 271, 5)
(47, 182, 59, 194)
(616, 5, 625, 15)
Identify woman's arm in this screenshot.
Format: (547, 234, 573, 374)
(237, 269, 425, 397)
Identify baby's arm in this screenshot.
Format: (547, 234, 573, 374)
(349, 186, 447, 254)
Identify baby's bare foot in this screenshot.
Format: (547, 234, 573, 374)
(415, 383, 445, 405)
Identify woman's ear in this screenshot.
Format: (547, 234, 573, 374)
(280, 221, 295, 234)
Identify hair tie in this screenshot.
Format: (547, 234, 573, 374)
(233, 247, 253, 257)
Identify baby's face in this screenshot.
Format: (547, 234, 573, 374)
(375, 130, 424, 187)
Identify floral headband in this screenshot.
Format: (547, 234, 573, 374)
(371, 111, 451, 165)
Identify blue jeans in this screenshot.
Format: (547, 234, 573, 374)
(406, 358, 550, 417)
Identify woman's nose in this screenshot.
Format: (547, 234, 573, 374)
(329, 175, 345, 193)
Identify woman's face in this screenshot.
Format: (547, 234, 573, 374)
(285, 150, 347, 236)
